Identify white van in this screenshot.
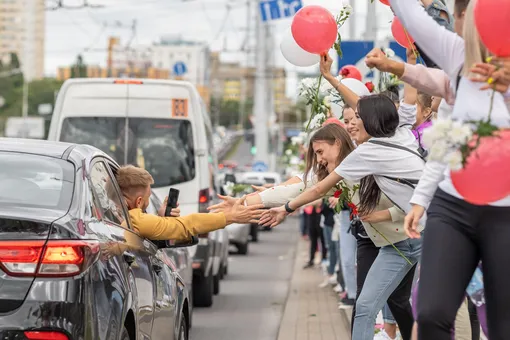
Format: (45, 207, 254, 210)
(48, 78, 216, 215)
(47, 78, 225, 307)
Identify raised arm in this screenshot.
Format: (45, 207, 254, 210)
(320, 54, 360, 110)
(389, 0, 464, 78)
(403, 49, 418, 105)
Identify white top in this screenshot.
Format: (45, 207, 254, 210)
(391, 0, 510, 207)
(334, 127, 426, 226)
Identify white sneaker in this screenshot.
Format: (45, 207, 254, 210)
(328, 274, 337, 285)
(318, 278, 330, 288)
(373, 330, 402, 340)
(333, 284, 344, 293)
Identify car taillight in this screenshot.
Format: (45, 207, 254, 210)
(24, 331, 69, 340)
(0, 240, 99, 278)
(199, 188, 209, 213)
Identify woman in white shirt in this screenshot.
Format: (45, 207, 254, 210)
(389, 0, 510, 338)
(259, 55, 426, 340)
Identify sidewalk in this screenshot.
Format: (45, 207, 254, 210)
(277, 237, 351, 340)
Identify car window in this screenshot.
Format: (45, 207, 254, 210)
(89, 161, 129, 228)
(0, 152, 74, 211)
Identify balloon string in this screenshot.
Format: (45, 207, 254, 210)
(403, 28, 423, 65)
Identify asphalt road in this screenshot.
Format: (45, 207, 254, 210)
(190, 218, 300, 340)
(223, 138, 254, 167)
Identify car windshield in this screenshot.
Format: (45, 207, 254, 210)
(0, 152, 74, 210)
(60, 117, 195, 187)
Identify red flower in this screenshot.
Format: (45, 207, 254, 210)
(365, 81, 375, 93)
(340, 68, 350, 77)
(347, 202, 358, 216)
(333, 189, 343, 198)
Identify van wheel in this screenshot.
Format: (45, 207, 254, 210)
(213, 273, 220, 295)
(237, 242, 248, 255)
(120, 326, 131, 340)
(178, 312, 188, 340)
(193, 274, 213, 307)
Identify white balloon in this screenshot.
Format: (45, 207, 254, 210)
(341, 78, 371, 97)
(280, 29, 320, 67)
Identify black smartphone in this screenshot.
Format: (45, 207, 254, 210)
(164, 188, 180, 217)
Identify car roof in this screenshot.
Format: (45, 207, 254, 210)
(0, 138, 114, 164)
(0, 138, 77, 158)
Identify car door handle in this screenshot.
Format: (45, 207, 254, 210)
(123, 252, 136, 265)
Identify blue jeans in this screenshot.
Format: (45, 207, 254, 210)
(299, 213, 307, 236)
(383, 304, 396, 324)
(352, 236, 422, 340)
(323, 225, 337, 275)
(338, 210, 357, 299)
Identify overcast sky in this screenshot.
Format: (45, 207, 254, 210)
(45, 0, 395, 96)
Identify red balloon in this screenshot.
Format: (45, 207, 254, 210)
(451, 130, 510, 205)
(380, 0, 390, 5)
(474, 0, 510, 56)
(339, 65, 362, 81)
(391, 16, 415, 49)
(291, 5, 338, 54)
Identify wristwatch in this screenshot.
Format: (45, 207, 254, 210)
(284, 202, 295, 213)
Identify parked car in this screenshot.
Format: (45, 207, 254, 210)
(225, 223, 250, 255)
(0, 138, 193, 340)
(47, 77, 221, 308)
(238, 171, 282, 186)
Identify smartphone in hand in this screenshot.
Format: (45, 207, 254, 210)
(164, 188, 180, 217)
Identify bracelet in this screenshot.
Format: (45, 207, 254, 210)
(284, 202, 295, 213)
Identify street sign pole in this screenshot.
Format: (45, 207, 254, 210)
(254, 0, 269, 165)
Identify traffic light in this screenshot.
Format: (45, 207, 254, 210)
(250, 146, 256, 155)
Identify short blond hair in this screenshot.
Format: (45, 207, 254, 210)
(116, 165, 154, 198)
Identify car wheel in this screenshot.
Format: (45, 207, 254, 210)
(213, 273, 220, 295)
(193, 274, 214, 307)
(120, 326, 131, 340)
(237, 242, 248, 255)
(178, 312, 188, 340)
(251, 225, 259, 242)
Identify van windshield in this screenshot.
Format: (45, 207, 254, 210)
(60, 117, 195, 187)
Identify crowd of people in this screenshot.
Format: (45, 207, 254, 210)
(209, 0, 510, 339)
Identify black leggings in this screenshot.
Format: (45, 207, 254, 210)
(306, 212, 327, 265)
(351, 237, 416, 340)
(417, 188, 510, 340)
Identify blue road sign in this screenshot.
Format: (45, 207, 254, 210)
(260, 0, 302, 22)
(173, 62, 187, 76)
(336, 41, 408, 79)
(252, 161, 269, 172)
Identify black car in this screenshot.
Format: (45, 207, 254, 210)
(0, 138, 193, 340)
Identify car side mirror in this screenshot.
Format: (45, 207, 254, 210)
(165, 236, 199, 248)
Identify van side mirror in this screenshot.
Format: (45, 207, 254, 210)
(165, 236, 199, 248)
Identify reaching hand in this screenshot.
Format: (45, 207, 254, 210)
(259, 205, 288, 228)
(365, 48, 392, 72)
(223, 196, 265, 224)
(158, 198, 181, 217)
(207, 194, 237, 213)
(320, 54, 334, 78)
(470, 59, 510, 93)
(328, 196, 339, 209)
(404, 204, 424, 239)
(251, 185, 267, 193)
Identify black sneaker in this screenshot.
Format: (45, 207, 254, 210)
(303, 262, 314, 269)
(338, 296, 355, 309)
